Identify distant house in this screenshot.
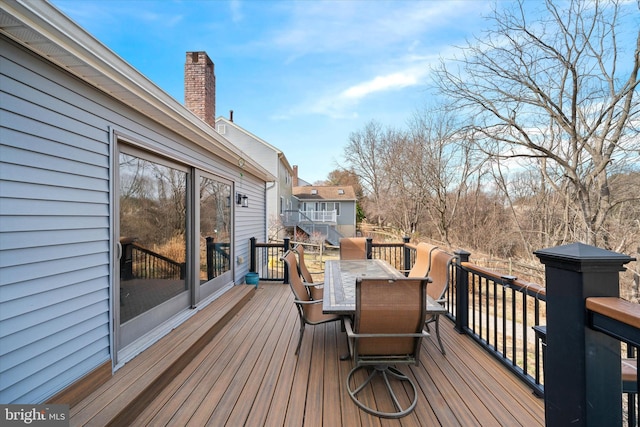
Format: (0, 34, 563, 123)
(0, 2, 274, 403)
(215, 116, 294, 240)
(289, 185, 358, 245)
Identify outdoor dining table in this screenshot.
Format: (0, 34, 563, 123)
(322, 259, 448, 317)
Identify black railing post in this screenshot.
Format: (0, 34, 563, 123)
(454, 249, 471, 334)
(534, 243, 634, 427)
(283, 237, 290, 283)
(365, 237, 373, 259)
(120, 241, 133, 280)
(206, 237, 214, 280)
(250, 237, 257, 273)
(402, 236, 411, 273)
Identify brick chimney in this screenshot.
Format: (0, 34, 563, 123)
(185, 51, 215, 127)
(293, 165, 299, 186)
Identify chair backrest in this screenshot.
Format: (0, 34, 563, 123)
(293, 244, 314, 283)
(354, 277, 428, 359)
(428, 250, 454, 301)
(340, 237, 368, 260)
(282, 250, 328, 322)
(282, 250, 311, 303)
(408, 242, 439, 278)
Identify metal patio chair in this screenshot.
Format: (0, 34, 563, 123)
(344, 277, 429, 418)
(339, 237, 368, 260)
(292, 243, 323, 301)
(406, 242, 439, 278)
(281, 250, 341, 355)
(423, 250, 454, 354)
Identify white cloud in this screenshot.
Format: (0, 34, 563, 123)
(342, 72, 419, 100)
(269, 1, 487, 57)
(229, 0, 243, 23)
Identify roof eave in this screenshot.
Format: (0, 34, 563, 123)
(0, 0, 275, 182)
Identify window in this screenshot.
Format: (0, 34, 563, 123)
(199, 176, 231, 283)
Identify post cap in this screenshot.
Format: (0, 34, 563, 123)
(534, 242, 634, 272)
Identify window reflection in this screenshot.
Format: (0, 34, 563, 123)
(199, 176, 231, 282)
(119, 153, 187, 324)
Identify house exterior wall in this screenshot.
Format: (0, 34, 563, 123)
(336, 201, 357, 237)
(0, 36, 265, 403)
(216, 118, 293, 239)
(297, 199, 357, 237)
(277, 160, 293, 216)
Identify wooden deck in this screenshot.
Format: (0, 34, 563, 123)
(71, 283, 544, 426)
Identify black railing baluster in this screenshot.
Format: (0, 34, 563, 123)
(493, 280, 504, 350)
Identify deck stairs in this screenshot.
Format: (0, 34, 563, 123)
(283, 210, 344, 245)
(295, 222, 343, 245)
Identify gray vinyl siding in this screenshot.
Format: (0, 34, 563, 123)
(0, 36, 266, 403)
(337, 201, 357, 227)
(234, 173, 267, 280)
(1, 39, 111, 403)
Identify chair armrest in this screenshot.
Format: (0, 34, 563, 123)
(303, 282, 324, 288)
(347, 331, 429, 339)
(344, 316, 355, 336)
(294, 298, 323, 305)
(344, 317, 429, 339)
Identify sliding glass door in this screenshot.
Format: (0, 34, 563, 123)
(117, 147, 191, 350)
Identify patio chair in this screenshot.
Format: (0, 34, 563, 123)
(407, 242, 439, 277)
(344, 277, 429, 418)
(293, 244, 323, 301)
(281, 250, 341, 355)
(424, 250, 454, 354)
(339, 237, 368, 260)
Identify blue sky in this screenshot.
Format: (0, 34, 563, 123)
(50, 0, 499, 183)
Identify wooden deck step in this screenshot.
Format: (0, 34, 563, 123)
(69, 285, 256, 427)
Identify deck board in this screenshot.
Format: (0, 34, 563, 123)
(73, 283, 544, 426)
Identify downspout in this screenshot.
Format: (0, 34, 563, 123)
(265, 181, 276, 241)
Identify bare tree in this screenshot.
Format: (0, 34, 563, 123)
(433, 0, 640, 247)
(343, 120, 389, 225)
(326, 168, 364, 199)
(405, 107, 481, 245)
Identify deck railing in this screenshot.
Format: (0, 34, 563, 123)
(282, 209, 337, 224)
(454, 254, 546, 396)
(249, 237, 291, 281)
(121, 240, 185, 280)
(205, 238, 231, 280)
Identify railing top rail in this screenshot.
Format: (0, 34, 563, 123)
(129, 242, 183, 266)
(586, 297, 640, 329)
(254, 242, 287, 248)
(461, 261, 546, 299)
(370, 242, 405, 248)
